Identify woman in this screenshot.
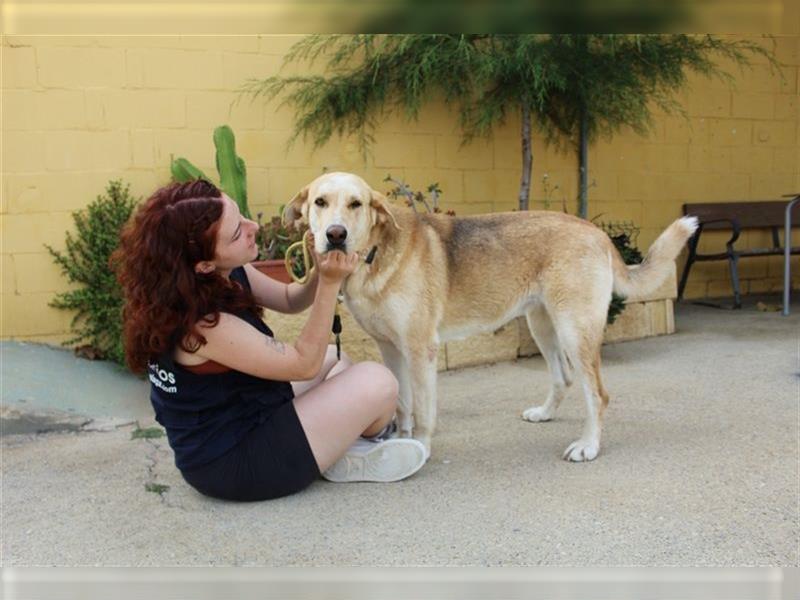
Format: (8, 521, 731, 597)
(113, 179, 426, 501)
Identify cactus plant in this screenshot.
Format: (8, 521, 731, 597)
(170, 157, 209, 182)
(170, 125, 251, 220)
(214, 126, 250, 219)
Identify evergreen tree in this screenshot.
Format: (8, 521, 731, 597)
(242, 34, 776, 214)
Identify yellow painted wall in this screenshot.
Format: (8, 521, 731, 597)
(2, 34, 798, 343)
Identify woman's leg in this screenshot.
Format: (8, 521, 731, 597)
(292, 360, 399, 472)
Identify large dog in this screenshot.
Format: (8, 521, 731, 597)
(285, 172, 697, 462)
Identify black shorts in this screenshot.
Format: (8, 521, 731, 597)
(180, 400, 320, 502)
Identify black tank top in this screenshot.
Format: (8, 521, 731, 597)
(148, 267, 294, 470)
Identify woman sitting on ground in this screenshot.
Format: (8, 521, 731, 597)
(113, 179, 426, 501)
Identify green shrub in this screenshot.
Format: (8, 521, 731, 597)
(601, 222, 643, 326)
(607, 293, 627, 326)
(46, 180, 139, 366)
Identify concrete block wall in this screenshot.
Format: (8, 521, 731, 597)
(1, 34, 798, 343)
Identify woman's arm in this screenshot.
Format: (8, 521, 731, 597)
(285, 267, 319, 312)
(243, 263, 319, 314)
(198, 252, 356, 381)
(194, 281, 336, 381)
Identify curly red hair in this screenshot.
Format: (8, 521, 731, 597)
(112, 180, 262, 373)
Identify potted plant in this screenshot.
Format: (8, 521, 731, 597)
(252, 210, 308, 284)
(384, 174, 454, 216)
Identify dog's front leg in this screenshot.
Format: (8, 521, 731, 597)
(376, 340, 414, 438)
(405, 341, 439, 460)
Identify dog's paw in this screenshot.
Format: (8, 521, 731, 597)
(522, 405, 553, 422)
(562, 438, 600, 462)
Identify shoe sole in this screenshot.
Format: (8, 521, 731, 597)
(322, 439, 427, 483)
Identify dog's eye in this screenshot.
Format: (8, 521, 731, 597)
(349, 200, 362, 209)
(314, 197, 326, 207)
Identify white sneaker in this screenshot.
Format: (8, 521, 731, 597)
(322, 438, 427, 483)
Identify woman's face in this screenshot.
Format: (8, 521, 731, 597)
(210, 194, 259, 275)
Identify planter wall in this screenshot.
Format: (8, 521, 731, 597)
(263, 263, 678, 372)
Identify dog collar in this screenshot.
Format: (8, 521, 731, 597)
(364, 245, 378, 265)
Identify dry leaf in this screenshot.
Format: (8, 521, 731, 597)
(756, 301, 781, 312)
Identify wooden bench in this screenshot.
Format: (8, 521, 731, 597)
(678, 201, 800, 308)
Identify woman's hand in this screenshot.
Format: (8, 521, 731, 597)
(314, 248, 358, 285)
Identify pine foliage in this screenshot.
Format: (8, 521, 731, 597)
(539, 34, 778, 147)
(241, 33, 776, 161)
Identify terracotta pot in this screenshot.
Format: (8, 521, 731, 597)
(251, 259, 293, 284)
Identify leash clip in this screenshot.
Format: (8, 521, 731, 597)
(332, 293, 344, 360)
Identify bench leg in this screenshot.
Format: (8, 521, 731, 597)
(678, 258, 694, 301)
(728, 253, 742, 309)
(678, 231, 700, 301)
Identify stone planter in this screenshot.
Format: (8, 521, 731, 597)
(437, 261, 678, 369)
(261, 263, 679, 372)
(517, 262, 677, 359)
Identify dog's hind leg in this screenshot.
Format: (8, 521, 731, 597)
(561, 340, 607, 462)
(549, 310, 608, 462)
(542, 255, 613, 462)
(521, 303, 572, 423)
(376, 340, 414, 438)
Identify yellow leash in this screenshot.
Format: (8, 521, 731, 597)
(284, 232, 313, 285)
(284, 232, 343, 359)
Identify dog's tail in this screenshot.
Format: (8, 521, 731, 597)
(612, 216, 698, 299)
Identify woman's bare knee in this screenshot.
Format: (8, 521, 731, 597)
(351, 361, 399, 408)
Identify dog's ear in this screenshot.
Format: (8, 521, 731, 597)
(370, 190, 401, 231)
(282, 186, 309, 227)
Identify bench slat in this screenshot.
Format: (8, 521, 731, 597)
(683, 201, 800, 229)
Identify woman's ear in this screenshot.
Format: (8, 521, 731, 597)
(282, 186, 310, 228)
(370, 190, 401, 231)
(194, 261, 216, 275)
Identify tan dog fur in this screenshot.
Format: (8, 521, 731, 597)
(285, 172, 698, 461)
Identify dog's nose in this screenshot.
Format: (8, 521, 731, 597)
(326, 225, 348, 245)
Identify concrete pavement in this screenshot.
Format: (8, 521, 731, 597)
(1, 341, 151, 435)
(1, 298, 798, 566)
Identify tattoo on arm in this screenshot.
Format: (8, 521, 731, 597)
(266, 336, 287, 355)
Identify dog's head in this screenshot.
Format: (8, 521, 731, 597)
(283, 172, 400, 255)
